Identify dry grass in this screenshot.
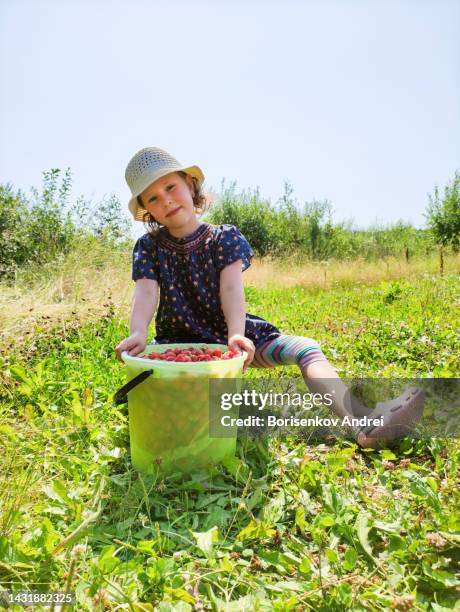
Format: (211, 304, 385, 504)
(0, 239, 133, 348)
(244, 251, 460, 289)
(1, 241, 458, 352)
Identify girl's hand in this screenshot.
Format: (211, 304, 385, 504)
(227, 334, 255, 373)
(115, 331, 148, 362)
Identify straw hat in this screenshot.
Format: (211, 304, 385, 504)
(125, 147, 205, 221)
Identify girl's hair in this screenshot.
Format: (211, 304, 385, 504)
(137, 171, 210, 237)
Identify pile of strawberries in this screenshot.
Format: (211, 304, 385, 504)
(143, 346, 240, 362)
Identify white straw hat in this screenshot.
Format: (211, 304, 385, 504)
(125, 147, 205, 221)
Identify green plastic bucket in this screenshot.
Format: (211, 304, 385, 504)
(114, 343, 245, 475)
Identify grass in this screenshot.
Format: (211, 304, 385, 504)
(0, 248, 459, 610)
(0, 236, 458, 351)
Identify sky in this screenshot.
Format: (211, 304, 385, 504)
(1, 0, 459, 240)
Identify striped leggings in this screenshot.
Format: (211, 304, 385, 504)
(251, 334, 328, 372)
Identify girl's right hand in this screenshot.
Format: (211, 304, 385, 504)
(115, 331, 147, 362)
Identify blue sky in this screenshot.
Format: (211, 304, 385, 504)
(1, 0, 459, 239)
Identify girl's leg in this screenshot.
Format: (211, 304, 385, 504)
(305, 359, 425, 446)
(252, 334, 425, 446)
(252, 334, 369, 420)
(252, 334, 326, 370)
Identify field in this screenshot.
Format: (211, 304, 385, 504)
(0, 248, 459, 611)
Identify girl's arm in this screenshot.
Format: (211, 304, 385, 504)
(220, 260, 255, 371)
(130, 278, 159, 335)
(115, 279, 159, 360)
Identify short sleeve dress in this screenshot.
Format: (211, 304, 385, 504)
(132, 222, 282, 349)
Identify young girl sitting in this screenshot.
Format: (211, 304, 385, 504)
(115, 147, 424, 448)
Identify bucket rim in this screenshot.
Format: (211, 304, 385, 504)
(121, 342, 247, 368)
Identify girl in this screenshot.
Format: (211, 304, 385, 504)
(115, 147, 424, 448)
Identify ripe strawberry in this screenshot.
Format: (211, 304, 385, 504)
(136, 345, 242, 362)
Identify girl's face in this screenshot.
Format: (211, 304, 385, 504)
(140, 171, 196, 229)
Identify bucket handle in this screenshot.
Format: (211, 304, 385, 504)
(113, 369, 154, 405)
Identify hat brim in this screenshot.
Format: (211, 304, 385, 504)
(128, 165, 205, 221)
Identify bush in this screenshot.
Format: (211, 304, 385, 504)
(89, 193, 133, 246)
(26, 168, 76, 263)
(0, 169, 77, 279)
(426, 170, 460, 251)
(205, 180, 279, 256)
(206, 180, 336, 258)
(0, 184, 30, 276)
(0, 168, 132, 280)
(206, 181, 434, 261)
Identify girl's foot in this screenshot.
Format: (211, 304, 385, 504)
(356, 387, 425, 449)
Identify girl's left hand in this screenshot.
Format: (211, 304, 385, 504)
(227, 334, 255, 373)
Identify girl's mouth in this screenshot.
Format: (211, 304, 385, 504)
(166, 207, 181, 218)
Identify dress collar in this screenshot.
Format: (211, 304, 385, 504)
(159, 222, 210, 244)
(158, 222, 215, 253)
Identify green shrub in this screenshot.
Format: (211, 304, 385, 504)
(205, 180, 279, 256)
(26, 168, 76, 262)
(0, 168, 132, 280)
(0, 184, 30, 275)
(426, 169, 460, 251)
(206, 181, 435, 261)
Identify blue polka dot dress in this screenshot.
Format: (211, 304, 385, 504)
(132, 222, 282, 348)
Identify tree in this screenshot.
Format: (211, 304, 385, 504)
(425, 170, 460, 251)
(0, 184, 30, 276)
(90, 193, 132, 245)
(27, 168, 76, 262)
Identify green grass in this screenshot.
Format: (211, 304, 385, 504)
(0, 273, 459, 610)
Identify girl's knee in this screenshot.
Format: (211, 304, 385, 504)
(294, 335, 321, 347)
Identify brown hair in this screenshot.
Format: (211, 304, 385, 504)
(137, 171, 210, 237)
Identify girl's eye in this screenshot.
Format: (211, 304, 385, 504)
(149, 185, 174, 203)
